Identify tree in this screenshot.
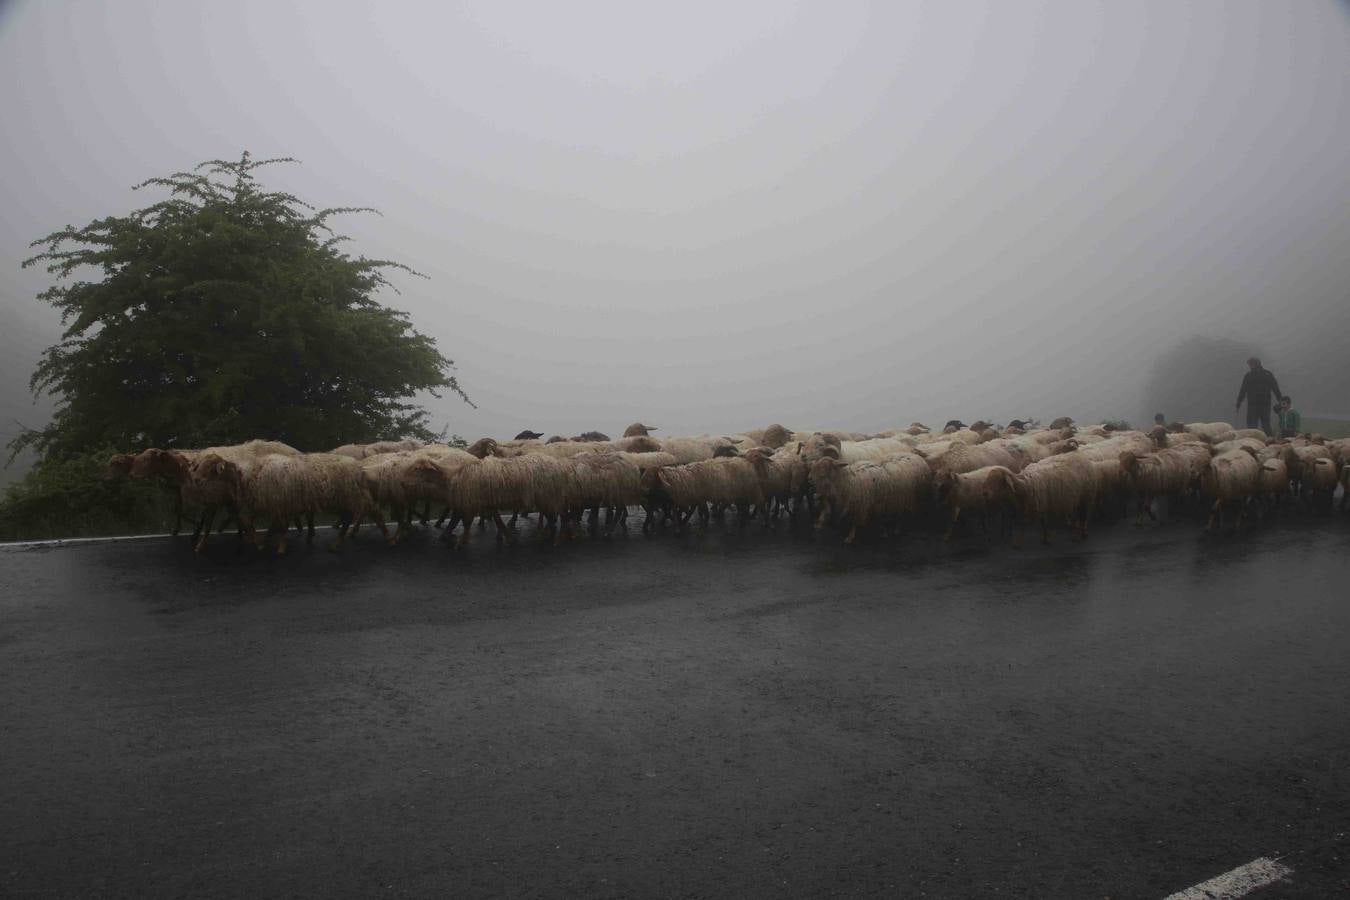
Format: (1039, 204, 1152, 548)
(13, 152, 471, 463)
(1143, 335, 1261, 424)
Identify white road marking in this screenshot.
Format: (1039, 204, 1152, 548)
(0, 533, 173, 548)
(1164, 856, 1293, 900)
(1, 525, 353, 550)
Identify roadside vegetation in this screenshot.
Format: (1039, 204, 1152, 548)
(1, 154, 470, 541)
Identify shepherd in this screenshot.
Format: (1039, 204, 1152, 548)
(1234, 357, 1282, 436)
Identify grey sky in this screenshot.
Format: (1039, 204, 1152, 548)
(2, 0, 1348, 446)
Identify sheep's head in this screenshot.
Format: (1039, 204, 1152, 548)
(761, 424, 791, 449)
(983, 467, 1015, 505)
(622, 422, 656, 437)
(575, 431, 609, 442)
(191, 453, 243, 492)
(545, 435, 565, 444)
(1118, 451, 1142, 475)
(513, 430, 544, 440)
(131, 448, 188, 481)
(808, 456, 845, 487)
(104, 453, 135, 480)
(1049, 416, 1074, 429)
(466, 437, 498, 458)
(712, 444, 740, 458)
(742, 447, 772, 469)
(1148, 425, 1168, 447)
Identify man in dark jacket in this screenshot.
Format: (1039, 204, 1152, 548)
(1235, 357, 1282, 435)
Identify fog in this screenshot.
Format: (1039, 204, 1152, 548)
(2, 0, 1348, 452)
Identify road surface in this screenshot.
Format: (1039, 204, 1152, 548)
(3, 515, 1348, 897)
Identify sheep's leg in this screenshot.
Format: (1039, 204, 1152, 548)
(439, 513, 460, 543)
(435, 507, 450, 528)
(814, 500, 831, 530)
(419, 502, 431, 526)
(191, 509, 207, 544)
(1206, 499, 1222, 532)
(944, 506, 961, 542)
(493, 512, 514, 545)
(844, 521, 859, 544)
(194, 507, 219, 553)
(507, 510, 519, 529)
(171, 491, 184, 537)
(1040, 517, 1051, 546)
(306, 513, 316, 544)
(276, 526, 289, 557)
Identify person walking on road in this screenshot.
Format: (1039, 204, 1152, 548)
(1235, 357, 1282, 435)
(1276, 396, 1302, 438)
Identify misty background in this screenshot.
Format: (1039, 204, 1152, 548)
(2, 0, 1348, 482)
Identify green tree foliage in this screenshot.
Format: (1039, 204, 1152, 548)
(14, 152, 470, 462)
(0, 446, 178, 541)
(1143, 335, 1261, 424)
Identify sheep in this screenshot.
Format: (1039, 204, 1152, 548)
(942, 429, 984, 446)
(1324, 438, 1350, 468)
(1001, 436, 1054, 464)
(330, 439, 419, 461)
(934, 465, 1015, 541)
(1282, 444, 1334, 497)
(640, 456, 763, 531)
(1088, 457, 1131, 520)
(1231, 428, 1269, 442)
(1049, 417, 1074, 429)
(1199, 448, 1261, 531)
(998, 452, 1096, 547)
(409, 453, 571, 545)
(808, 453, 932, 543)
(742, 446, 804, 522)
(232, 452, 384, 554)
(658, 436, 722, 465)
(1211, 438, 1267, 456)
(359, 448, 474, 543)
(1185, 422, 1238, 444)
(800, 433, 914, 465)
(760, 423, 793, 449)
(1255, 456, 1290, 515)
(1118, 443, 1211, 523)
(128, 448, 208, 539)
(562, 450, 654, 535)
(136, 445, 298, 544)
(926, 440, 1029, 477)
(105, 453, 136, 479)
(1301, 457, 1341, 510)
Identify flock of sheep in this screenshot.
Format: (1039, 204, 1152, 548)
(105, 419, 1350, 555)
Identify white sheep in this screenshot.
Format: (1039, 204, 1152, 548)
(1199, 448, 1261, 531)
(808, 453, 932, 543)
(934, 465, 1015, 541)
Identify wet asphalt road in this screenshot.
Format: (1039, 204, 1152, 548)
(2, 513, 1348, 899)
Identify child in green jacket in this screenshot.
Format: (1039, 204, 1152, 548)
(1276, 397, 1302, 438)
